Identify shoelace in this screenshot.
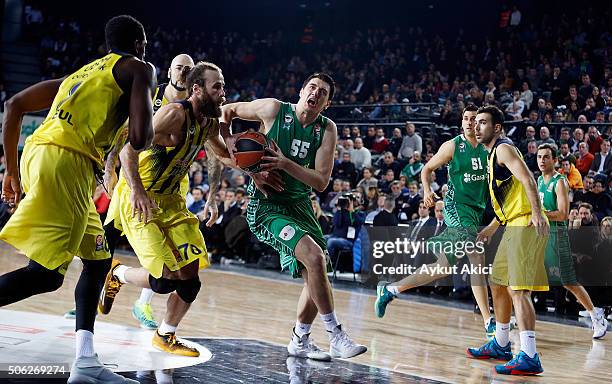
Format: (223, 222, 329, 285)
(165, 334, 192, 350)
(304, 338, 322, 352)
(106, 280, 121, 299)
(334, 331, 356, 348)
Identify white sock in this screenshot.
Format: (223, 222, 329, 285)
(294, 321, 312, 337)
(320, 312, 340, 333)
(75, 330, 95, 359)
(158, 320, 177, 335)
(113, 265, 129, 284)
(387, 285, 399, 296)
(519, 331, 537, 358)
(495, 322, 510, 347)
(138, 288, 154, 305)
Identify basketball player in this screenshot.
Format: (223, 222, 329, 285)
(467, 106, 549, 376)
(375, 104, 495, 337)
(98, 61, 228, 357)
(536, 144, 608, 339)
(64, 54, 196, 328)
(220, 73, 367, 361)
(0, 15, 153, 384)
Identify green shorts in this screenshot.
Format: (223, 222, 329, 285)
(246, 197, 331, 278)
(544, 224, 577, 286)
(427, 201, 483, 265)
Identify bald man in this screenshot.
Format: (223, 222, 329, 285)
(64, 54, 196, 329)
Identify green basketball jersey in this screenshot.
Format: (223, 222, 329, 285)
(247, 102, 328, 202)
(538, 172, 567, 227)
(445, 135, 489, 209)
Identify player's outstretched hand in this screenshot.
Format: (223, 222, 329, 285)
(130, 187, 158, 224)
(423, 190, 439, 208)
(250, 170, 284, 198)
(529, 211, 549, 236)
(260, 139, 288, 171)
(1, 174, 21, 209)
(476, 222, 499, 244)
(201, 198, 219, 227)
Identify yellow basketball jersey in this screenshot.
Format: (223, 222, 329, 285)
(152, 83, 170, 112)
(138, 100, 216, 195)
(151, 84, 191, 197)
(488, 137, 533, 224)
(31, 53, 128, 167)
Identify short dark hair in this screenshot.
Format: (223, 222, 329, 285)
(477, 105, 505, 127)
(578, 202, 593, 212)
(186, 61, 222, 96)
(302, 73, 336, 100)
(561, 127, 571, 134)
(105, 15, 145, 53)
(537, 143, 558, 158)
(462, 104, 479, 115)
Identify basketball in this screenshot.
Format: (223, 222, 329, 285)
(232, 131, 271, 173)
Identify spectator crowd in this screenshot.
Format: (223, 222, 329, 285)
(2, 2, 610, 313)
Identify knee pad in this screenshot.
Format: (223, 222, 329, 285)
(176, 277, 201, 303)
(148, 275, 178, 294)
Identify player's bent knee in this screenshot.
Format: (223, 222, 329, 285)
(176, 277, 201, 303)
(302, 252, 326, 273)
(46, 273, 64, 292)
(26, 260, 64, 293)
(148, 275, 178, 294)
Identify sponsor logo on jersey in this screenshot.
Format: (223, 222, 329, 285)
(279, 225, 296, 241)
(95, 235, 105, 251)
(314, 123, 321, 140)
(283, 114, 293, 130)
(463, 173, 487, 183)
(459, 142, 465, 152)
(154, 98, 163, 107)
(547, 183, 554, 192)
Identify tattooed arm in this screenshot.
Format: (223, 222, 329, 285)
(201, 141, 223, 227)
(103, 127, 128, 197)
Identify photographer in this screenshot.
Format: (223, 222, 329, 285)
(326, 193, 365, 268)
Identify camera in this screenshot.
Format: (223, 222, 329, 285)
(337, 193, 356, 209)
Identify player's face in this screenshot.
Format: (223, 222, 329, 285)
(194, 70, 226, 118)
(475, 113, 497, 146)
(168, 55, 194, 91)
(462, 111, 477, 137)
(537, 149, 555, 172)
(300, 79, 331, 113)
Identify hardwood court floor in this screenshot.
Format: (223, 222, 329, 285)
(0, 243, 609, 383)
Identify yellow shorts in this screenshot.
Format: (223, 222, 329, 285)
(114, 181, 209, 278)
(490, 214, 549, 291)
(105, 174, 190, 232)
(0, 141, 110, 275)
